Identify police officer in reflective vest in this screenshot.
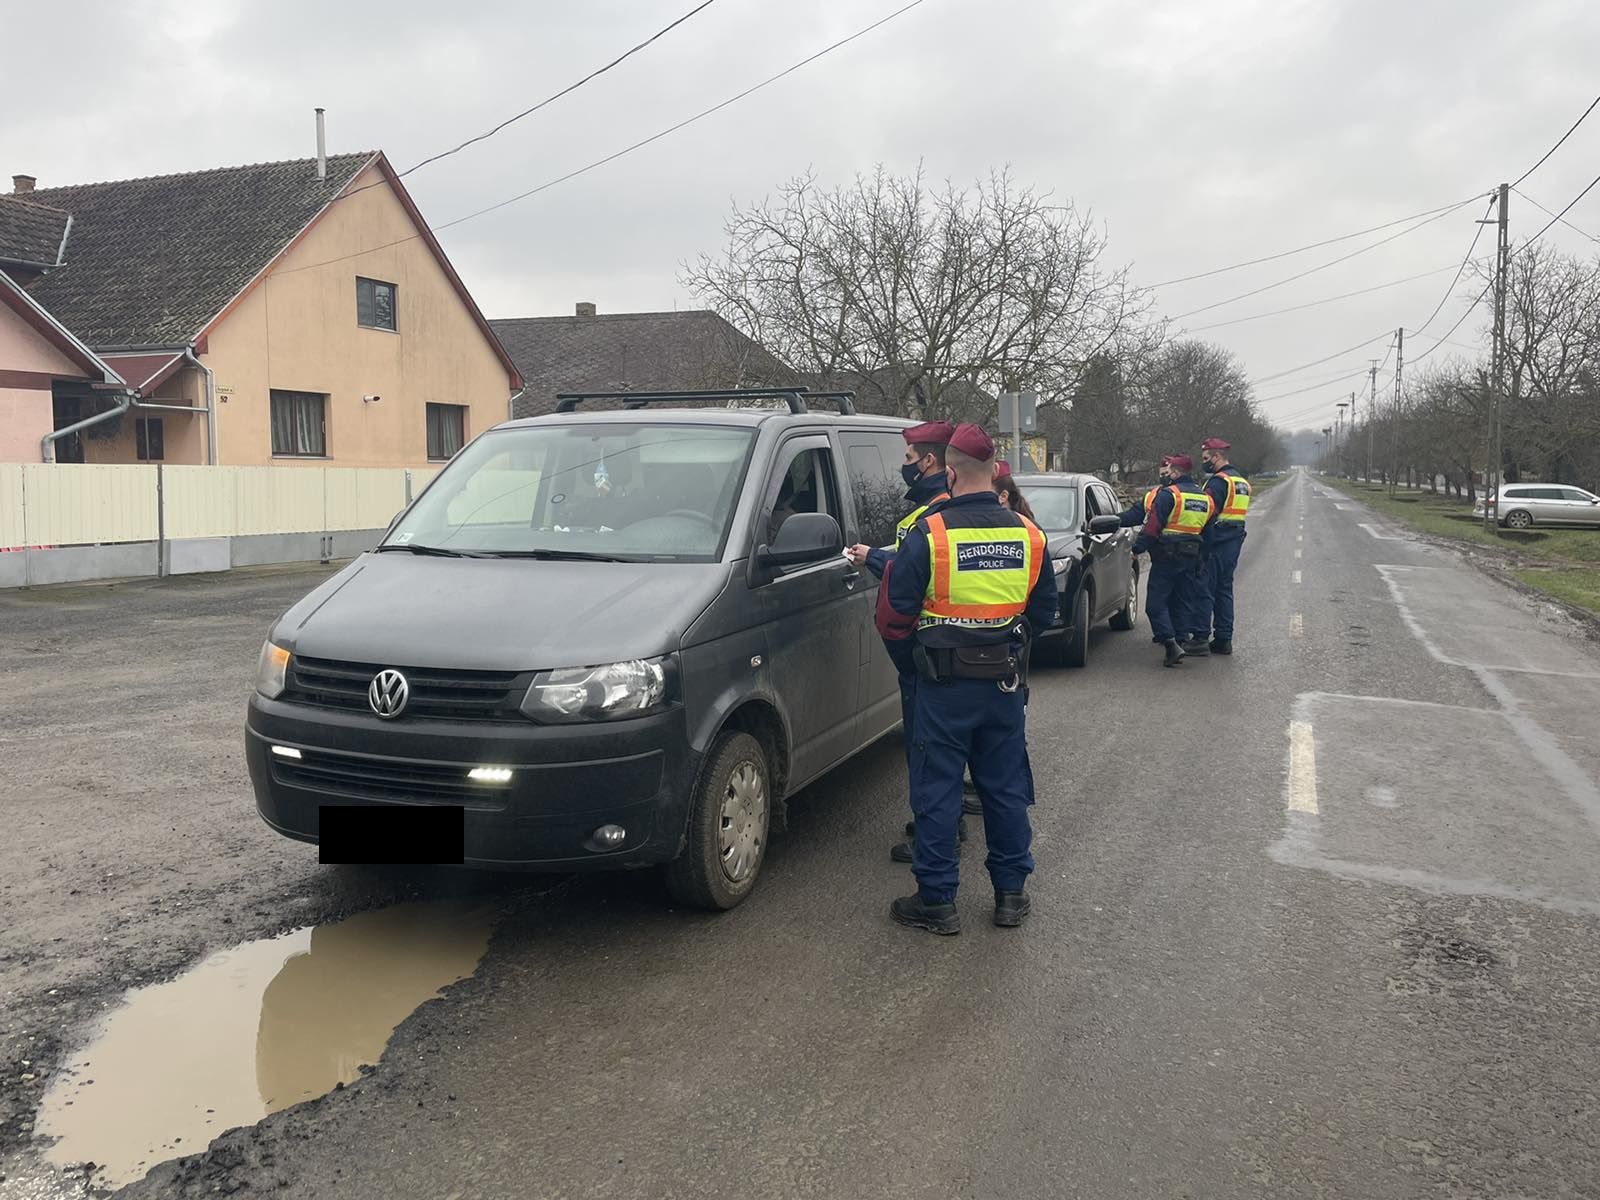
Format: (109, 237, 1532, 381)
(883, 423, 1058, 934)
(1196, 436, 1250, 655)
(1140, 454, 1216, 668)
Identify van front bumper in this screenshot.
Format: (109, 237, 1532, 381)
(246, 695, 696, 869)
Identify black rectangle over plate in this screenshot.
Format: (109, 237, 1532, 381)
(318, 805, 465, 865)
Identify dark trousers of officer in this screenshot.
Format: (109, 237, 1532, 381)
(1205, 534, 1245, 641)
(1145, 549, 1199, 642)
(910, 678, 1033, 903)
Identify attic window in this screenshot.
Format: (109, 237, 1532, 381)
(357, 277, 398, 331)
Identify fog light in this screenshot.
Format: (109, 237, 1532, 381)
(271, 745, 302, 761)
(593, 824, 627, 849)
(468, 767, 514, 784)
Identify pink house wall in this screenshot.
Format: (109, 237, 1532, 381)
(0, 301, 90, 462)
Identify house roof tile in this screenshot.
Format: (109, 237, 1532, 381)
(0, 196, 72, 268)
(21, 153, 375, 348)
(491, 310, 793, 419)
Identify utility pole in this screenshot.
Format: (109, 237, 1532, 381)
(1350, 390, 1360, 480)
(1482, 184, 1510, 528)
(1388, 331, 1402, 494)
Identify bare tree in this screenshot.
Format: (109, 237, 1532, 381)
(682, 165, 1151, 422)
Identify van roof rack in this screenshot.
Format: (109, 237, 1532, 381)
(553, 388, 856, 416)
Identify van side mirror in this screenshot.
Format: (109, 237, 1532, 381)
(1087, 515, 1121, 536)
(758, 513, 843, 568)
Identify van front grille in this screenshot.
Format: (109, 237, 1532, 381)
(270, 747, 508, 808)
(283, 655, 531, 722)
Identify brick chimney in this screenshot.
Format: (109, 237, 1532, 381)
(13, 175, 37, 195)
(575, 301, 597, 317)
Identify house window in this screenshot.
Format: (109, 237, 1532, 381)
(357, 277, 398, 331)
(270, 390, 327, 457)
(427, 403, 467, 460)
(135, 417, 164, 461)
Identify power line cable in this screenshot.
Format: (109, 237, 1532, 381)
(337, 0, 723, 202)
(1525, 167, 1600, 246)
(1409, 278, 1492, 366)
(1248, 331, 1395, 386)
(1167, 198, 1478, 321)
(1184, 263, 1466, 334)
(1146, 198, 1479, 289)
(1513, 93, 1600, 187)
(1512, 186, 1600, 242)
(1252, 368, 1372, 406)
(1409, 197, 1496, 337)
(275, 0, 936, 277)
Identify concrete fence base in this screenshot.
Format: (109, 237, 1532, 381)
(0, 527, 387, 589)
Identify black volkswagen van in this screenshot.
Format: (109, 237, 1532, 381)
(247, 390, 929, 909)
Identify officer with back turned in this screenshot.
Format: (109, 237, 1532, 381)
(1195, 436, 1250, 655)
(881, 423, 1057, 934)
(1126, 454, 1214, 667)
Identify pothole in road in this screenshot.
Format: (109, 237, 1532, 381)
(35, 900, 493, 1190)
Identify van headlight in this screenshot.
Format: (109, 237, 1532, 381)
(521, 657, 672, 723)
(256, 641, 292, 699)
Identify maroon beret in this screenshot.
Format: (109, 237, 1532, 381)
(902, 420, 955, 446)
(948, 423, 995, 462)
(994, 459, 1012, 478)
(1162, 453, 1194, 472)
(1201, 437, 1231, 451)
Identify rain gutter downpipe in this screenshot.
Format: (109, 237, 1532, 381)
(179, 345, 218, 465)
(41, 391, 134, 462)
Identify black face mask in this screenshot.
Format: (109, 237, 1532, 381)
(1202, 459, 1218, 474)
(902, 463, 925, 487)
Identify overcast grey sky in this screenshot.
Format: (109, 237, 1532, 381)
(5, 0, 1598, 430)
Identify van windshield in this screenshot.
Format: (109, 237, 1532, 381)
(384, 423, 756, 561)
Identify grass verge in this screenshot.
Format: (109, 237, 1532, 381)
(1323, 476, 1600, 618)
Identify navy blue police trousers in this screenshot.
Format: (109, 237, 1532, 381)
(909, 676, 1034, 903)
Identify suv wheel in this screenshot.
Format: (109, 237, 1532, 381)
(1504, 508, 1533, 529)
(1108, 564, 1138, 631)
(664, 730, 771, 911)
(1061, 585, 1091, 668)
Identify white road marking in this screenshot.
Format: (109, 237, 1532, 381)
(1360, 523, 1412, 541)
(1295, 548, 1303, 559)
(1290, 613, 1303, 637)
(1286, 721, 1319, 814)
(1292, 570, 1302, 584)
(1297, 533, 1303, 542)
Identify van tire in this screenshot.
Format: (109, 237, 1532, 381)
(664, 731, 771, 911)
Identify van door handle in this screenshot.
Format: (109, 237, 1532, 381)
(841, 569, 861, 589)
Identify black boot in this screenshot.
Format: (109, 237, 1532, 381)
(1181, 637, 1211, 657)
(993, 890, 1031, 928)
(1210, 639, 1233, 655)
(891, 817, 966, 863)
(961, 781, 983, 816)
(891, 893, 961, 935)
(1163, 639, 1186, 668)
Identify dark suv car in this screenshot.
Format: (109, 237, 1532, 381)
(247, 390, 945, 910)
(1013, 473, 1138, 667)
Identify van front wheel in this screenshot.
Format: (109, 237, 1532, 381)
(664, 731, 771, 911)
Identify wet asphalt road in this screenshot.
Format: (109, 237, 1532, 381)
(4, 469, 1600, 1199)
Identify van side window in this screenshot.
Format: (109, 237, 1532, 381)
(843, 433, 908, 547)
(767, 447, 841, 545)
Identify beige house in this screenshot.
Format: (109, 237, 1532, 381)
(1, 154, 520, 466)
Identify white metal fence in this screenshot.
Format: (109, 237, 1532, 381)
(0, 463, 439, 550)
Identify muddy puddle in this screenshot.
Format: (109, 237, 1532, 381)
(36, 900, 493, 1189)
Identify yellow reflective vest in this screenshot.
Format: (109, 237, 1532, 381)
(1215, 469, 1251, 524)
(1159, 484, 1214, 540)
(918, 511, 1047, 630)
(895, 493, 950, 548)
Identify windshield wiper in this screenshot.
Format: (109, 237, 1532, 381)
(375, 543, 488, 558)
(479, 549, 640, 563)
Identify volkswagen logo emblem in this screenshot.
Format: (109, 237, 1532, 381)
(368, 669, 410, 719)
